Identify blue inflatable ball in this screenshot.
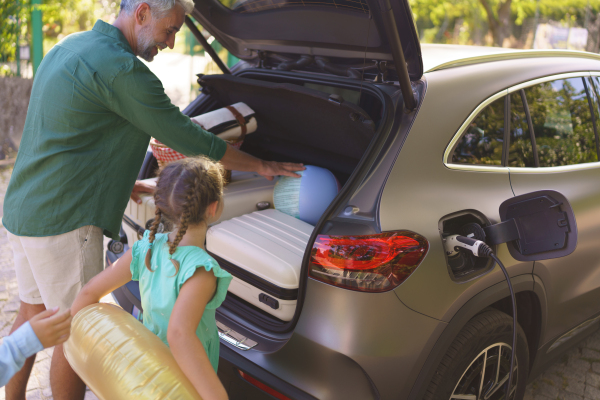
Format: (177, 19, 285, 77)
(273, 165, 340, 225)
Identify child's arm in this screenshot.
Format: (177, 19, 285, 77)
(168, 268, 228, 400)
(71, 248, 134, 316)
(0, 308, 71, 387)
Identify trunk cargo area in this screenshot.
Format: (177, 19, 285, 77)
(123, 72, 386, 327)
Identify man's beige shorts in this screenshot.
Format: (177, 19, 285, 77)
(8, 225, 104, 311)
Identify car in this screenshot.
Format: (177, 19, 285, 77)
(106, 0, 600, 399)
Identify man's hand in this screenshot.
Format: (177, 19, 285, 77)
(29, 307, 72, 348)
(258, 160, 305, 181)
(130, 180, 155, 204)
(219, 144, 305, 180)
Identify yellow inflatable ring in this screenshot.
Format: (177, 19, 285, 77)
(64, 303, 202, 400)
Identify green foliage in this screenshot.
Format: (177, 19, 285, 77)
(40, 0, 120, 50)
(0, 0, 32, 62)
(410, 0, 600, 46)
(1, 0, 120, 62)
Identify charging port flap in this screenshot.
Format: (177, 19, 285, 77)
(499, 190, 577, 262)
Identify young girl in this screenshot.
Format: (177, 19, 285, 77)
(71, 156, 232, 400)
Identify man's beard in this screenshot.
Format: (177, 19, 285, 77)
(137, 25, 165, 62)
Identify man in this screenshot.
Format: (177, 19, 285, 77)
(2, 0, 304, 399)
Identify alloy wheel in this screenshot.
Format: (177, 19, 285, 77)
(449, 343, 518, 400)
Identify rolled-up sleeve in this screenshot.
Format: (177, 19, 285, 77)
(109, 60, 227, 161)
(0, 322, 43, 387)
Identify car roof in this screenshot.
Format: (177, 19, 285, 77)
(421, 44, 600, 74)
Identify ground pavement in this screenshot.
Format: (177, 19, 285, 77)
(1, 165, 600, 399)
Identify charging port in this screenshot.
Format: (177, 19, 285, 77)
(439, 210, 496, 282)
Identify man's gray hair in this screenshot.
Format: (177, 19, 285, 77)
(120, 0, 195, 17)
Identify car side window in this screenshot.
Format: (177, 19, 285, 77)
(523, 77, 598, 167)
(586, 76, 600, 153)
(451, 98, 504, 165)
(508, 91, 536, 167)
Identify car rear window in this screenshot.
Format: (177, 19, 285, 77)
(218, 0, 370, 13)
(451, 97, 504, 166)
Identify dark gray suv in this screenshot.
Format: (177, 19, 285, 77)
(107, 0, 600, 399)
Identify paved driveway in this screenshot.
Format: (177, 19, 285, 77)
(1, 165, 600, 400)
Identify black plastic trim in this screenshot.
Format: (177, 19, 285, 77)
(484, 219, 520, 245)
(520, 89, 539, 168)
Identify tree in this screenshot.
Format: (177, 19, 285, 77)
(0, 0, 120, 66)
(478, 0, 512, 46)
(0, 0, 31, 64)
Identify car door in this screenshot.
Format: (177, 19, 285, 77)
(506, 73, 600, 349)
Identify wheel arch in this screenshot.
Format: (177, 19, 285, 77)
(488, 290, 543, 374)
(407, 274, 548, 400)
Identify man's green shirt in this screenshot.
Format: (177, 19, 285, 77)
(3, 20, 227, 240)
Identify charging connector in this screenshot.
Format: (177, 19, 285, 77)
(444, 234, 517, 400)
(443, 234, 489, 257)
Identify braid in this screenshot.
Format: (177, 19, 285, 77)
(151, 156, 225, 276)
(167, 179, 198, 274)
(145, 208, 162, 271)
(148, 207, 162, 244)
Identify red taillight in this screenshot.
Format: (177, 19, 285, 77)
(239, 371, 292, 400)
(309, 231, 429, 292)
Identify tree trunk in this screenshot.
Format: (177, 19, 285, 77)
(479, 0, 513, 47)
(587, 13, 600, 53)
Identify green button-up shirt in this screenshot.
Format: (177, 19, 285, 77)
(3, 20, 227, 240)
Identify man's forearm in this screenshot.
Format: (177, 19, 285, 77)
(218, 144, 263, 173)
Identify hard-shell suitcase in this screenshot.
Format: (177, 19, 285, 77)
(206, 209, 314, 321)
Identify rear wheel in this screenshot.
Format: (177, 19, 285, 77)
(424, 309, 529, 400)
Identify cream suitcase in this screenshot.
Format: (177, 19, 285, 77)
(206, 209, 314, 321)
(122, 171, 277, 247)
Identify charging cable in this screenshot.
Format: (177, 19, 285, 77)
(444, 235, 517, 400)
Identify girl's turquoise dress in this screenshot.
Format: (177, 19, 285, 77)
(130, 231, 232, 372)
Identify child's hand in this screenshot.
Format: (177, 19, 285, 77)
(29, 307, 72, 348)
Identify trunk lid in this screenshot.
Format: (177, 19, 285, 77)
(190, 0, 423, 81)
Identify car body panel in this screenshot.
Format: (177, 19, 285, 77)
(220, 278, 445, 400)
(381, 56, 600, 322)
(510, 164, 600, 347)
(421, 45, 600, 74)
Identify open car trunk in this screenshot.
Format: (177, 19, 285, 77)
(121, 70, 393, 342)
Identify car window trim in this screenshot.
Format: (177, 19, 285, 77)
(519, 89, 540, 168)
(445, 71, 599, 172)
(584, 77, 600, 160)
(508, 162, 600, 174)
(506, 72, 591, 94)
(502, 94, 510, 167)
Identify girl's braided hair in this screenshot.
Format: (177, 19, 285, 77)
(145, 156, 225, 273)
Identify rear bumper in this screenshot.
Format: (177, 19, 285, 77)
(219, 345, 317, 400)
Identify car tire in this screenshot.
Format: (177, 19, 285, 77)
(424, 308, 529, 400)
